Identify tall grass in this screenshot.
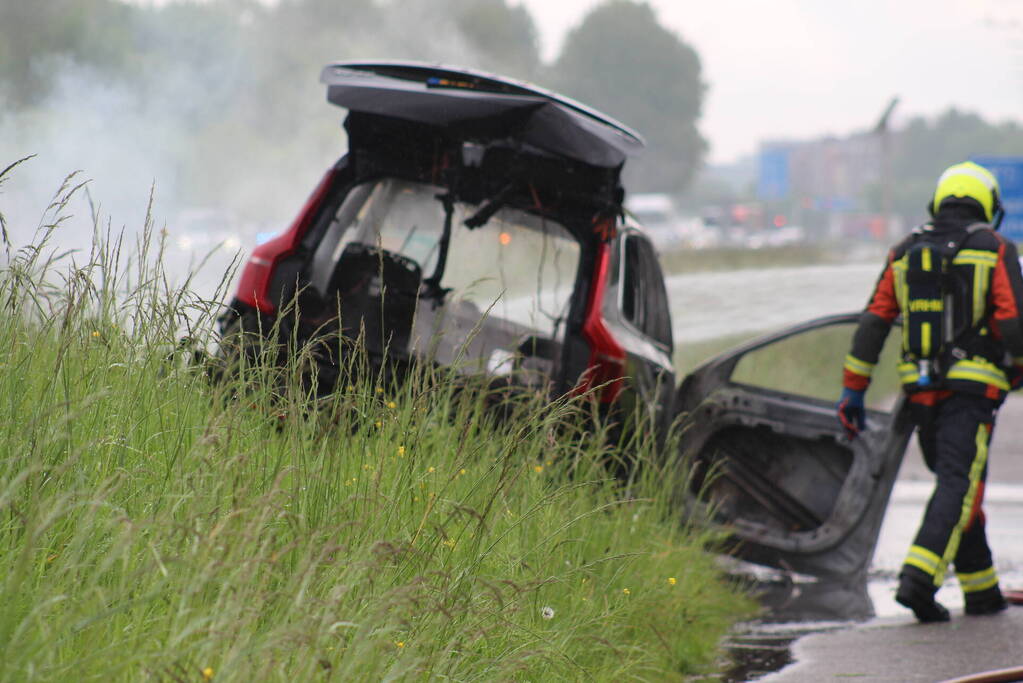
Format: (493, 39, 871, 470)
(0, 164, 754, 681)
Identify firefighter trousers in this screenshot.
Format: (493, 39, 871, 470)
(901, 392, 1001, 600)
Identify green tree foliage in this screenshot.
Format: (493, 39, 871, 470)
(0, 0, 135, 107)
(549, 1, 706, 193)
(886, 109, 1023, 220)
(447, 0, 541, 79)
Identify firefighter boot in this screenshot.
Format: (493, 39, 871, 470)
(964, 585, 1008, 616)
(896, 573, 950, 623)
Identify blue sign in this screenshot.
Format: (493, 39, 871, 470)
(758, 147, 790, 201)
(972, 156, 1023, 243)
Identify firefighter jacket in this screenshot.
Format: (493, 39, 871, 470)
(843, 217, 1023, 401)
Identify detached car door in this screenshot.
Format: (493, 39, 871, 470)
(675, 312, 915, 578)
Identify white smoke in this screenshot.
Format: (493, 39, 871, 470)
(0, 1, 495, 300)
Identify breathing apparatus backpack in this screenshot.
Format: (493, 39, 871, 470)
(903, 223, 988, 386)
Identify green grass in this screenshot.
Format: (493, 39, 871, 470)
(657, 244, 845, 275)
(0, 165, 754, 681)
(674, 333, 756, 377)
(676, 327, 903, 412)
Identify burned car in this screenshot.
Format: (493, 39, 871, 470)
(222, 61, 675, 431)
(222, 61, 915, 586)
(675, 314, 914, 583)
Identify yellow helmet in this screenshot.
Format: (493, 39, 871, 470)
(931, 161, 1003, 224)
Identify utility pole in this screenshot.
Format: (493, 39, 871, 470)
(873, 97, 900, 239)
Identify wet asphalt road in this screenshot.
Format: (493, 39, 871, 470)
(668, 262, 1023, 682)
(759, 606, 1023, 682)
(759, 401, 1023, 682)
(733, 456, 1023, 682)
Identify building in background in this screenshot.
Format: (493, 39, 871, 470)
(757, 133, 894, 241)
(677, 122, 1023, 250)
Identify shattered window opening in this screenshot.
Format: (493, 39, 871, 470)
(619, 234, 672, 347)
(310, 178, 580, 340)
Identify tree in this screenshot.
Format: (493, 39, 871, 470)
(0, 0, 135, 107)
(448, 0, 541, 80)
(549, 1, 706, 193)
(882, 109, 1023, 221)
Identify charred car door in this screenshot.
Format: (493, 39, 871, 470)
(675, 313, 914, 578)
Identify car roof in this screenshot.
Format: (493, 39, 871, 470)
(320, 60, 645, 169)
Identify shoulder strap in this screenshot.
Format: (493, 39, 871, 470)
(939, 222, 989, 257)
(946, 222, 999, 356)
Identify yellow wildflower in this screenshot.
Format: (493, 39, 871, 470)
(444, 538, 456, 548)
(202, 667, 214, 681)
(667, 577, 677, 586)
(375, 420, 382, 428)
(398, 446, 405, 456)
(91, 331, 100, 338)
(428, 466, 435, 473)
(395, 641, 404, 648)
(533, 465, 543, 473)
(622, 588, 630, 596)
(387, 401, 397, 409)
(459, 468, 466, 476)
(376, 387, 384, 394)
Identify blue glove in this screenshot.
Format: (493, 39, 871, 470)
(837, 387, 865, 439)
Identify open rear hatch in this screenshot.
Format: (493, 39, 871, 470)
(234, 61, 650, 397)
(319, 61, 644, 168)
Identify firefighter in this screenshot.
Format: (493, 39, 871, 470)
(838, 161, 1023, 622)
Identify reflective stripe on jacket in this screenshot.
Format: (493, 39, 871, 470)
(843, 222, 1023, 400)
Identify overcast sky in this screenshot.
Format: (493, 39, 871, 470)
(519, 0, 1023, 163)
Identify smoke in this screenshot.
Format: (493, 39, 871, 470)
(0, 0, 508, 299)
